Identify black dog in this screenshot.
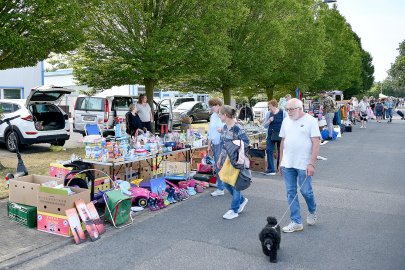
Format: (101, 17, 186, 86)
(259, 216, 281, 263)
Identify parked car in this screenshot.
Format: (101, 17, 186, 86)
(252, 101, 268, 120)
(160, 96, 195, 109)
(0, 86, 72, 152)
(73, 95, 172, 136)
(172, 101, 210, 126)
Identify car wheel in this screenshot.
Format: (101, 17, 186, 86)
(6, 130, 20, 153)
(51, 140, 66, 147)
(189, 116, 194, 123)
(137, 198, 148, 207)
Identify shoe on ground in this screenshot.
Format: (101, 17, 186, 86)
(325, 137, 333, 141)
(223, 210, 239, 220)
(238, 198, 248, 213)
(265, 172, 277, 176)
(307, 212, 317, 226)
(211, 189, 225, 197)
(360, 126, 364, 128)
(364, 126, 366, 129)
(282, 222, 304, 233)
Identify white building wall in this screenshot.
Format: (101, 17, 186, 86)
(0, 62, 43, 98)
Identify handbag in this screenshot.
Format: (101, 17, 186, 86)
(218, 156, 240, 187)
(235, 167, 252, 191)
(270, 130, 281, 142)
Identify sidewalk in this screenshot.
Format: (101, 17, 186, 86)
(0, 191, 207, 269)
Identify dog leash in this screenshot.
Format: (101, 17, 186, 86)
(273, 175, 310, 229)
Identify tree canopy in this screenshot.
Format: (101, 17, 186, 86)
(0, 0, 85, 70)
(388, 40, 405, 91)
(72, 0, 237, 108)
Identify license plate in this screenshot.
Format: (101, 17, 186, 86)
(83, 116, 96, 121)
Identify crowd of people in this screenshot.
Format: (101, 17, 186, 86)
(125, 92, 402, 232)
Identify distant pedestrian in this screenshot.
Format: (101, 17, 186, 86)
(385, 97, 394, 123)
(136, 94, 153, 132)
(217, 105, 249, 220)
(359, 96, 369, 128)
(278, 98, 321, 233)
(320, 91, 336, 140)
(279, 94, 291, 110)
(375, 99, 384, 123)
(263, 99, 287, 176)
(207, 97, 225, 197)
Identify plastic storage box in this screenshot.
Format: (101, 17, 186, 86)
(7, 202, 37, 228)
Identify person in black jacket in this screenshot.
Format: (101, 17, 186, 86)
(125, 104, 143, 137)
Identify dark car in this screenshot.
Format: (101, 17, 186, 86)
(172, 101, 210, 126)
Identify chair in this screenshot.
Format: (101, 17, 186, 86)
(85, 124, 101, 136)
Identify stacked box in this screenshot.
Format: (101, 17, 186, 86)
(9, 175, 63, 207)
(37, 211, 75, 237)
(191, 158, 203, 170)
(250, 157, 267, 172)
(37, 187, 90, 215)
(7, 202, 37, 228)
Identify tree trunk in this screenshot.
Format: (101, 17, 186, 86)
(143, 78, 156, 132)
(265, 86, 275, 100)
(222, 86, 231, 105)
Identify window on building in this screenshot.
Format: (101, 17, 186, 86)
(3, 88, 22, 99)
(0, 88, 22, 99)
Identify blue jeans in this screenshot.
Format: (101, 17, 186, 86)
(212, 143, 224, 191)
(386, 108, 393, 120)
(281, 167, 317, 224)
(266, 138, 280, 173)
(223, 183, 245, 213)
(325, 112, 335, 137)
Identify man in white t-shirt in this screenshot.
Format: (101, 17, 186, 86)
(278, 98, 321, 233)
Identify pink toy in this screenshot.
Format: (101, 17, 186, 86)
(195, 185, 203, 193)
(129, 187, 151, 207)
(178, 181, 188, 189)
(187, 179, 196, 188)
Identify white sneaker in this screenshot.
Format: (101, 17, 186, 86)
(238, 198, 248, 213)
(223, 210, 239, 220)
(265, 172, 277, 176)
(282, 222, 304, 233)
(360, 126, 364, 128)
(307, 212, 317, 225)
(211, 189, 225, 197)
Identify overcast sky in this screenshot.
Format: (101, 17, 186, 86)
(335, 0, 405, 82)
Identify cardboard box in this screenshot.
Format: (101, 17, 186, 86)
(250, 157, 267, 172)
(191, 158, 203, 170)
(37, 187, 90, 215)
(9, 175, 63, 207)
(37, 211, 86, 237)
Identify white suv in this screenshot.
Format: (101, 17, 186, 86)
(0, 86, 72, 152)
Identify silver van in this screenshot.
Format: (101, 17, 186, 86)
(73, 95, 172, 136)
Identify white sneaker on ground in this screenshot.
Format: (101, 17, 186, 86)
(282, 222, 304, 233)
(307, 212, 317, 226)
(223, 210, 239, 220)
(265, 172, 277, 176)
(360, 126, 364, 128)
(211, 189, 225, 197)
(238, 198, 248, 213)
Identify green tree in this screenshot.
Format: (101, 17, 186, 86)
(258, 0, 327, 100)
(388, 40, 405, 91)
(72, 0, 235, 109)
(0, 0, 85, 70)
(311, 6, 362, 93)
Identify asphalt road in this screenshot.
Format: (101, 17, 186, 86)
(8, 117, 405, 270)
